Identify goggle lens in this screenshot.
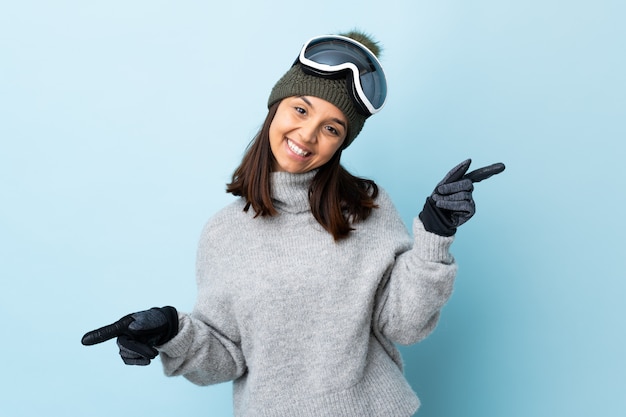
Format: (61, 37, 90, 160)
(298, 36, 387, 115)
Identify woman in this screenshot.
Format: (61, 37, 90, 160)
(82, 31, 504, 416)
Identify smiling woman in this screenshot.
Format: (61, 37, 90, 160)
(269, 96, 347, 173)
(81, 30, 504, 417)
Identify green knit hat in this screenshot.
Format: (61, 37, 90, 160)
(267, 31, 382, 148)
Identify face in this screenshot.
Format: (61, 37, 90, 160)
(269, 96, 347, 173)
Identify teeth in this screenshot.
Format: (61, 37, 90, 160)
(287, 139, 310, 157)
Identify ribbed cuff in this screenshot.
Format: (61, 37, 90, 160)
(413, 217, 455, 262)
(156, 313, 193, 358)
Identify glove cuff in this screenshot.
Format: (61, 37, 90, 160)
(156, 306, 179, 346)
(419, 197, 457, 237)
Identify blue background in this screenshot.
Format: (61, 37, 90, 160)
(1, 1, 624, 416)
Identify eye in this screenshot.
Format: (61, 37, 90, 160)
(325, 125, 341, 137)
(294, 106, 306, 115)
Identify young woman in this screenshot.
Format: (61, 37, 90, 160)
(82, 31, 504, 416)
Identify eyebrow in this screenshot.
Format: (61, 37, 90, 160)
(299, 96, 347, 130)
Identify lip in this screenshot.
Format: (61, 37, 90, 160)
(286, 138, 312, 158)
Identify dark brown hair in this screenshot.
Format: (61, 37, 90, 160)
(226, 101, 379, 240)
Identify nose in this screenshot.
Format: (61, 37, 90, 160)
(297, 121, 318, 144)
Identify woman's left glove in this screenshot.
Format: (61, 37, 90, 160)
(419, 159, 505, 236)
(81, 306, 179, 365)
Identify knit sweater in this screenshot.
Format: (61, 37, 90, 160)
(158, 170, 457, 417)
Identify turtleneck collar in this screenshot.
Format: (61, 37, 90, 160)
(270, 170, 317, 214)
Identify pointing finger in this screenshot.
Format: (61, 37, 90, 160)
(440, 159, 472, 185)
(81, 315, 134, 346)
(463, 162, 505, 183)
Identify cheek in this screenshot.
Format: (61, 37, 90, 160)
(268, 119, 282, 145)
(268, 113, 289, 139)
(319, 141, 343, 162)
(268, 128, 280, 158)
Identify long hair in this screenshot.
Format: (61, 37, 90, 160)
(226, 101, 379, 240)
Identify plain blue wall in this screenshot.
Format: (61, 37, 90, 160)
(1, 1, 624, 416)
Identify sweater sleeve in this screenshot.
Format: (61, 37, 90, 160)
(374, 214, 457, 346)
(157, 210, 247, 386)
(157, 310, 247, 386)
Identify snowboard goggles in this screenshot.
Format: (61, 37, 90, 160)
(296, 35, 388, 116)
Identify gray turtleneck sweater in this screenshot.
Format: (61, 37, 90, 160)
(158, 170, 457, 417)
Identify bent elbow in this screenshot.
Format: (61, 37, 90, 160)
(394, 311, 441, 346)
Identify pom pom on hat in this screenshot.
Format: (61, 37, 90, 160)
(339, 29, 382, 58)
(268, 30, 383, 149)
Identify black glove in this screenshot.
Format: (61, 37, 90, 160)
(81, 306, 179, 366)
(419, 159, 505, 236)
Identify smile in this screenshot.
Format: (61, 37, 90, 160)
(287, 139, 311, 157)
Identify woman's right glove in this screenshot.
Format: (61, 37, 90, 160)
(81, 306, 179, 365)
(419, 159, 505, 236)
